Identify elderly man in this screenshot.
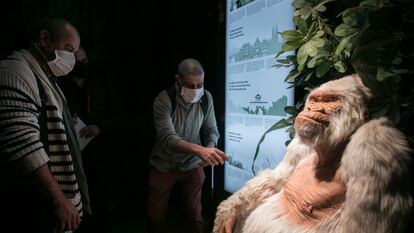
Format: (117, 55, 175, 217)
(0, 17, 90, 233)
(148, 58, 229, 233)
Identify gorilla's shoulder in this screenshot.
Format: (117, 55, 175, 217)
(342, 117, 411, 178)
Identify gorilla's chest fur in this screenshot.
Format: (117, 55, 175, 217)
(280, 157, 346, 227)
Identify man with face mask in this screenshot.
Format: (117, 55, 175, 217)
(0, 17, 90, 233)
(148, 58, 229, 233)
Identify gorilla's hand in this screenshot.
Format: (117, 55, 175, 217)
(213, 200, 238, 233)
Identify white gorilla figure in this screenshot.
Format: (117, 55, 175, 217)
(214, 74, 412, 233)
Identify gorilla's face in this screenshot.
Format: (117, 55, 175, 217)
(295, 118, 325, 143)
(294, 91, 342, 145)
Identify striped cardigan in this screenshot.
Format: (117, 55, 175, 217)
(0, 49, 85, 214)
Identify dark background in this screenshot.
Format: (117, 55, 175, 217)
(0, 0, 227, 232)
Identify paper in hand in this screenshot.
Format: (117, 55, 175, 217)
(73, 116, 95, 151)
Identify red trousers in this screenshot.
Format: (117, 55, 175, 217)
(147, 166, 205, 233)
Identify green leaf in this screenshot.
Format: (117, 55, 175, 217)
(334, 61, 346, 73)
(308, 54, 324, 68)
(286, 126, 295, 133)
(281, 30, 303, 41)
(334, 23, 358, 37)
(297, 45, 309, 65)
(313, 30, 324, 38)
(285, 70, 301, 82)
(275, 50, 285, 58)
(308, 21, 318, 34)
(294, 16, 308, 33)
(323, 26, 333, 36)
(343, 14, 358, 27)
(345, 34, 357, 52)
(308, 57, 317, 68)
(359, 0, 378, 7)
(392, 57, 402, 65)
(344, 50, 351, 57)
(304, 72, 313, 81)
(285, 139, 292, 146)
(287, 115, 296, 124)
(276, 58, 291, 64)
(271, 119, 291, 129)
(284, 106, 297, 115)
(292, 0, 308, 8)
(298, 63, 305, 71)
(340, 7, 361, 26)
(295, 100, 305, 109)
(304, 42, 317, 57)
(335, 35, 350, 55)
(315, 5, 326, 12)
(251, 118, 291, 174)
(300, 6, 312, 20)
(318, 47, 330, 56)
(316, 60, 332, 77)
(309, 37, 325, 47)
(282, 41, 302, 51)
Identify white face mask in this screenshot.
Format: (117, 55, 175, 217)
(180, 87, 204, 103)
(47, 50, 76, 77)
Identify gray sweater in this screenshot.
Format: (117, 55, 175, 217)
(150, 86, 220, 172)
(0, 49, 90, 214)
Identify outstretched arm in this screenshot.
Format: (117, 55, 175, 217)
(337, 118, 412, 233)
(213, 137, 310, 233)
(153, 91, 227, 166)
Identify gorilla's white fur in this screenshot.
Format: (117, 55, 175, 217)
(214, 74, 412, 233)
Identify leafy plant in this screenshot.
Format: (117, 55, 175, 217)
(252, 0, 414, 174)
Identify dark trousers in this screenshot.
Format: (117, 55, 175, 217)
(147, 167, 205, 233)
(0, 191, 56, 233)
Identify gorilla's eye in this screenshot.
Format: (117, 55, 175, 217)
(309, 93, 341, 103)
(325, 96, 340, 102)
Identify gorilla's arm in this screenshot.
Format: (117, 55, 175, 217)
(335, 118, 412, 233)
(213, 137, 310, 233)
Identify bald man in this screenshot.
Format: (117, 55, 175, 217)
(147, 58, 228, 233)
(0, 17, 90, 233)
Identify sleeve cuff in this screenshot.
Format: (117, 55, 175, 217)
(16, 148, 50, 176)
(166, 137, 182, 153)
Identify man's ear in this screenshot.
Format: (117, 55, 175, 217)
(39, 29, 49, 47)
(175, 75, 181, 86)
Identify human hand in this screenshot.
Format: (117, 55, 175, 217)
(54, 198, 80, 233)
(72, 113, 78, 125)
(198, 147, 229, 167)
(79, 124, 101, 138)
